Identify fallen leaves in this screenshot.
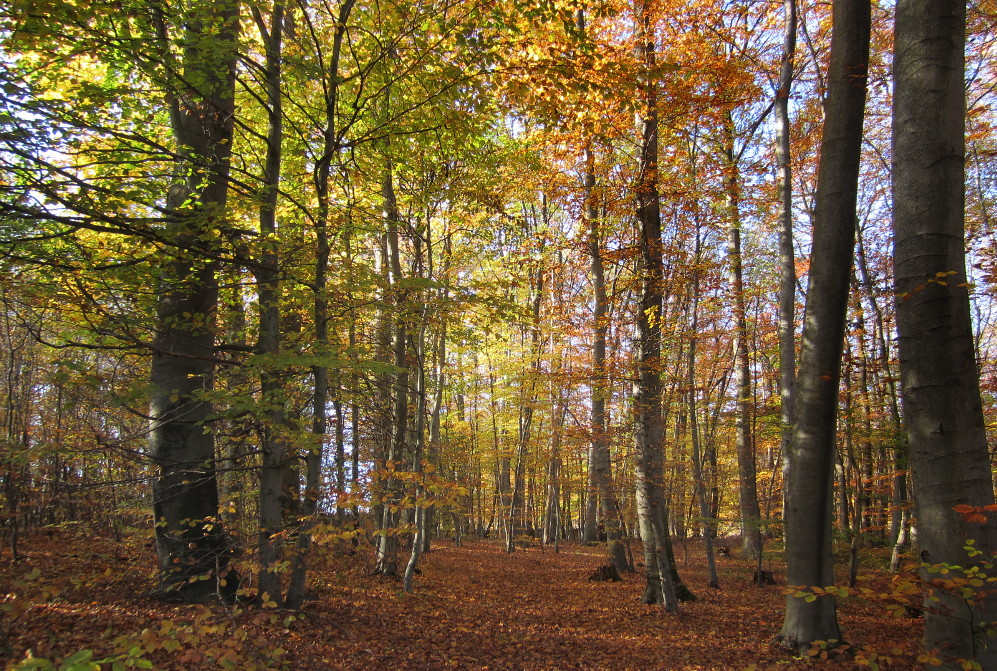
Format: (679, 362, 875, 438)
(1, 530, 922, 669)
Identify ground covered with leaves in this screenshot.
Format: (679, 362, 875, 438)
(1, 529, 922, 669)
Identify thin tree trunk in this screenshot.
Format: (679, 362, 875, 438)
(722, 117, 763, 561)
(404, 286, 428, 592)
(633, 0, 678, 614)
(777, 0, 869, 650)
(508, 253, 544, 553)
(286, 0, 355, 610)
(775, 0, 798, 527)
(253, 0, 289, 607)
(687, 231, 719, 589)
(375, 159, 406, 578)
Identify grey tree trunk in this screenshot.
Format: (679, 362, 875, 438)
(286, 0, 355, 610)
(424, 319, 446, 553)
(633, 0, 679, 613)
(687, 231, 719, 589)
(252, 0, 288, 608)
(544, 396, 566, 548)
(507, 253, 544, 553)
(855, 230, 906, 546)
(375, 160, 406, 578)
(722, 119, 763, 561)
(775, 0, 797, 518)
(893, 1, 997, 666)
(404, 283, 428, 592)
(149, 0, 240, 603)
(582, 141, 629, 571)
(776, 0, 869, 651)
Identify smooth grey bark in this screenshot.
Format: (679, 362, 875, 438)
(252, 0, 289, 607)
(633, 0, 681, 613)
(855, 229, 906, 547)
(420, 227, 447, 553)
(582, 141, 630, 571)
(687, 230, 719, 589)
(507, 242, 544, 554)
(577, 9, 601, 548)
(775, 0, 798, 514)
(375, 159, 406, 578)
(404, 272, 428, 592)
(722, 116, 763, 562)
(777, 0, 869, 651)
(286, 0, 355, 610)
(544, 397, 566, 550)
(423, 315, 446, 553)
(893, 1, 997, 666)
(149, 0, 240, 603)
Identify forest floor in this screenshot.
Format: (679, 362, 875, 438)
(1, 527, 923, 670)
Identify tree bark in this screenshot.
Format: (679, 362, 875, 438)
(893, 1, 997, 666)
(285, 0, 355, 610)
(149, 0, 240, 603)
(582, 140, 630, 570)
(775, 0, 798, 521)
(633, 0, 678, 614)
(722, 116, 763, 561)
(777, 0, 869, 650)
(687, 230, 719, 589)
(252, 0, 289, 608)
(375, 159, 406, 578)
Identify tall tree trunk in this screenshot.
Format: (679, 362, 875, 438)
(507, 255, 544, 553)
(775, 0, 798, 523)
(376, 159, 406, 578)
(855, 228, 906, 547)
(286, 0, 355, 610)
(722, 116, 763, 561)
(777, 0, 869, 650)
(893, 1, 997, 666)
(583, 141, 629, 570)
(253, 0, 288, 607)
(404, 270, 428, 592)
(633, 0, 678, 613)
(687, 231, 719, 589)
(149, 0, 240, 603)
(544, 391, 566, 549)
(424, 319, 446, 553)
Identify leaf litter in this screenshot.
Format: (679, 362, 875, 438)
(0, 530, 922, 669)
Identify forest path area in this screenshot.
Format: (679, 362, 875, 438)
(2, 532, 922, 669)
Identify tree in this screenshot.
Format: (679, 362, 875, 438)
(892, 0, 997, 666)
(576, 5, 630, 568)
(722, 111, 764, 562)
(775, 0, 797, 517)
(147, 0, 241, 602)
(250, 0, 291, 608)
(777, 0, 870, 650)
(585, 141, 629, 572)
(632, 0, 679, 613)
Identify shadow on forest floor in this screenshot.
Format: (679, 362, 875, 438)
(0, 530, 922, 669)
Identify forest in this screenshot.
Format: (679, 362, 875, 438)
(1, 0, 997, 668)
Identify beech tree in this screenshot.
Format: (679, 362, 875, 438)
(777, 0, 869, 650)
(145, 0, 242, 603)
(775, 0, 797, 497)
(892, 0, 997, 666)
(632, 0, 680, 613)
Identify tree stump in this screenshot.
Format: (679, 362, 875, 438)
(752, 570, 776, 585)
(588, 564, 622, 582)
